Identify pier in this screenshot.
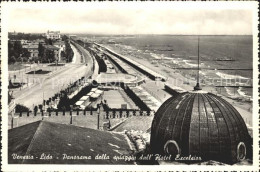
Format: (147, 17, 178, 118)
(94, 43, 167, 81)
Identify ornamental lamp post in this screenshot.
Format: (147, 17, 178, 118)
(97, 104, 100, 130)
(97, 103, 104, 130)
(70, 105, 73, 124)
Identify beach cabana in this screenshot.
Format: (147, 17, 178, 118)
(90, 88, 98, 92)
(75, 100, 84, 106)
(80, 96, 89, 101)
(95, 89, 104, 94)
(87, 92, 93, 96)
(90, 93, 101, 101)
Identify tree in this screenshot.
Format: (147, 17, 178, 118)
(39, 104, 43, 112)
(61, 51, 66, 57)
(57, 92, 70, 110)
(15, 104, 30, 113)
(8, 56, 16, 64)
(45, 49, 55, 63)
(34, 106, 38, 115)
(8, 42, 15, 60)
(13, 41, 23, 57)
(8, 40, 30, 64)
(31, 56, 39, 63)
(9, 33, 44, 41)
(64, 40, 74, 62)
(61, 35, 68, 41)
(48, 38, 53, 45)
(22, 48, 31, 58)
(38, 43, 45, 60)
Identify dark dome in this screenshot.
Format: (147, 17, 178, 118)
(150, 92, 251, 164)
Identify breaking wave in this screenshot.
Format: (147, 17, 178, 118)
(150, 53, 163, 59)
(216, 72, 250, 80)
(224, 87, 235, 97)
(237, 87, 252, 100)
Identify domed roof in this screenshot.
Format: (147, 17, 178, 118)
(150, 92, 251, 164)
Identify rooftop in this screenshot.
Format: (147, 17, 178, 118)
(47, 31, 60, 34)
(53, 41, 65, 45)
(23, 44, 38, 49)
(45, 45, 60, 50)
(150, 92, 252, 164)
(8, 121, 133, 164)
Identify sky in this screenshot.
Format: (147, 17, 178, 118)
(6, 3, 253, 35)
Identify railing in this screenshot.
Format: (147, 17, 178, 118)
(9, 109, 155, 129)
(105, 109, 154, 119)
(103, 46, 167, 81)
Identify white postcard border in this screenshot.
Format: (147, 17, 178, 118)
(1, 1, 259, 171)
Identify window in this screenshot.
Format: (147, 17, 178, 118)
(237, 142, 246, 161)
(164, 140, 180, 157)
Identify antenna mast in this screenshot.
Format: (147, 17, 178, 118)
(194, 36, 202, 91)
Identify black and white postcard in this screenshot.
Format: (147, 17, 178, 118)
(1, 1, 259, 171)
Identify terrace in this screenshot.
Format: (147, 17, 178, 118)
(91, 89, 138, 109)
(8, 121, 134, 164)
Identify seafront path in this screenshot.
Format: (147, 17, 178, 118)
(11, 41, 94, 110)
(71, 40, 99, 79)
(102, 44, 253, 127)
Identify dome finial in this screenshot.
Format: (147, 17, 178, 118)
(194, 36, 202, 91)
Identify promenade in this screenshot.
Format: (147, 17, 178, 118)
(11, 41, 93, 110)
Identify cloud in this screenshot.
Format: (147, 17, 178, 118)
(7, 6, 252, 35)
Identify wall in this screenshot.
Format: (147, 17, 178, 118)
(164, 84, 182, 97)
(9, 110, 155, 129)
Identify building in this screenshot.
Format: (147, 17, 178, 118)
(46, 30, 61, 40)
(69, 35, 77, 39)
(23, 44, 39, 58)
(44, 45, 60, 61)
(53, 41, 65, 51)
(150, 90, 252, 164)
(8, 31, 18, 36)
(151, 36, 252, 164)
(21, 39, 45, 47)
(20, 39, 47, 59)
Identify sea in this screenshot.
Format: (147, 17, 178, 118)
(78, 34, 253, 100)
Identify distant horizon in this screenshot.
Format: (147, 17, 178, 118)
(8, 31, 253, 36)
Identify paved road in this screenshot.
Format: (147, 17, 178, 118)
(70, 43, 84, 64)
(72, 41, 99, 79)
(13, 42, 94, 110)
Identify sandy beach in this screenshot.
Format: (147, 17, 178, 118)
(104, 44, 253, 127)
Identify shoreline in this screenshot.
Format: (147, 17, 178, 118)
(102, 43, 253, 127)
